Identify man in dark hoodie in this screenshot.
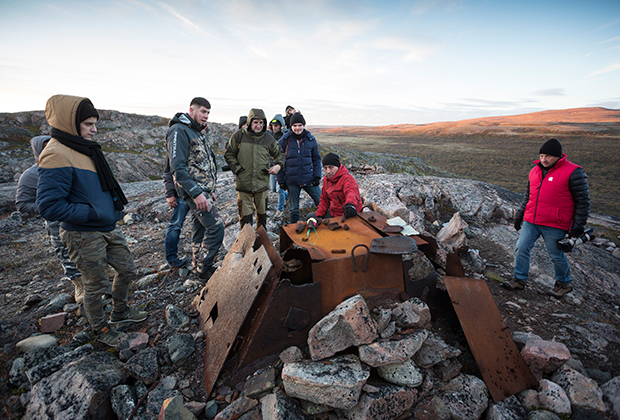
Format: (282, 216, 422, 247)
(37, 95, 147, 347)
(16, 135, 83, 302)
(225, 108, 284, 229)
(268, 114, 288, 218)
(167, 97, 224, 281)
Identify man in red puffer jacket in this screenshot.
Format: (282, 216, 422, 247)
(315, 153, 363, 219)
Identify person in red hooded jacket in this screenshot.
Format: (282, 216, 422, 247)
(503, 138, 590, 298)
(314, 153, 362, 219)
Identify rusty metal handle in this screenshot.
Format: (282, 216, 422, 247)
(351, 244, 369, 273)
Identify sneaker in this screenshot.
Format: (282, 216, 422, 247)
(169, 256, 190, 269)
(110, 307, 149, 324)
(502, 278, 527, 290)
(547, 281, 573, 298)
(198, 265, 217, 281)
(96, 326, 126, 347)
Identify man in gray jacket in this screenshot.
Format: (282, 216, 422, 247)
(167, 97, 224, 280)
(16, 135, 84, 302)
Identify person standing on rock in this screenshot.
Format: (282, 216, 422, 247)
(277, 113, 322, 223)
(224, 108, 284, 229)
(283, 105, 296, 129)
(163, 154, 194, 268)
(268, 114, 288, 219)
(37, 94, 148, 347)
(504, 138, 590, 298)
(313, 152, 363, 219)
(167, 97, 224, 281)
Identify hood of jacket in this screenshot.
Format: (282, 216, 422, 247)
(246, 108, 267, 136)
(45, 94, 94, 136)
(270, 113, 286, 129)
(30, 135, 51, 159)
(169, 112, 207, 133)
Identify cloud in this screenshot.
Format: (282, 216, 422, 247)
(600, 35, 620, 44)
(531, 88, 566, 97)
(158, 2, 214, 38)
(586, 62, 620, 77)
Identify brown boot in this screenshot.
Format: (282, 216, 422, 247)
(71, 276, 85, 304)
(502, 278, 527, 290)
(547, 281, 573, 298)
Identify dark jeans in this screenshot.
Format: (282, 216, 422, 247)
(164, 197, 190, 266)
(185, 196, 224, 273)
(287, 184, 321, 223)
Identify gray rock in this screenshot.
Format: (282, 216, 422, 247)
(511, 331, 543, 350)
(440, 374, 489, 420)
(537, 379, 571, 417)
(345, 383, 415, 420)
(9, 357, 26, 387)
(550, 365, 605, 413)
(165, 304, 190, 331)
(25, 351, 125, 419)
(485, 395, 527, 420)
(26, 344, 94, 384)
(124, 347, 159, 385)
(527, 410, 562, 420)
(585, 368, 612, 385)
(376, 359, 424, 387)
(600, 376, 620, 419)
(44, 293, 74, 313)
(413, 332, 461, 368)
(359, 329, 428, 367)
(24, 294, 43, 307)
(392, 297, 431, 329)
(407, 252, 435, 280)
(160, 375, 177, 390)
(16, 334, 58, 352)
(279, 346, 304, 364)
(146, 383, 181, 420)
(110, 384, 142, 420)
(159, 394, 197, 420)
(166, 334, 195, 366)
(260, 389, 308, 420)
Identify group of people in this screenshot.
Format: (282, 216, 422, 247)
(17, 94, 590, 348)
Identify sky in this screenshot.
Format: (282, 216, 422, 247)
(1, 0, 619, 126)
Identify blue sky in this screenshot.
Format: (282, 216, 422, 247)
(1, 0, 619, 126)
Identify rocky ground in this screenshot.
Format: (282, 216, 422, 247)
(1, 172, 619, 419)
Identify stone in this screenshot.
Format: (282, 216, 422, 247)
(159, 394, 197, 420)
(358, 329, 428, 367)
(24, 294, 43, 307)
(527, 411, 562, 420)
(204, 400, 219, 419)
(485, 395, 527, 420)
(44, 293, 74, 313)
(413, 332, 461, 368)
(440, 374, 489, 420)
(161, 375, 177, 390)
(586, 368, 612, 385)
(63, 303, 80, 313)
(538, 379, 571, 416)
(601, 376, 620, 419)
(26, 344, 94, 384)
(282, 354, 370, 409)
(40, 312, 67, 333)
(307, 294, 378, 361)
(25, 352, 125, 419)
(517, 389, 541, 411)
(124, 347, 159, 385)
(136, 273, 160, 288)
(166, 304, 190, 331)
(411, 395, 450, 420)
(376, 359, 424, 387)
(110, 384, 141, 420)
(511, 331, 542, 350)
(118, 331, 150, 353)
(16, 335, 58, 352)
(9, 357, 26, 387)
(146, 384, 182, 420)
(371, 307, 391, 333)
(214, 395, 258, 420)
(345, 383, 415, 420)
(185, 401, 206, 418)
(391, 297, 431, 329)
(436, 212, 467, 250)
(166, 334, 195, 366)
(244, 367, 276, 398)
(260, 389, 308, 420)
(279, 346, 304, 364)
(522, 339, 570, 377)
(407, 252, 435, 280)
(434, 358, 462, 382)
(551, 365, 605, 413)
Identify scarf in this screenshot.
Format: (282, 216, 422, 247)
(51, 128, 128, 210)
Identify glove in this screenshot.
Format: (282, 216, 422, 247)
(569, 226, 584, 238)
(514, 218, 522, 231)
(311, 177, 321, 187)
(221, 165, 231, 172)
(344, 203, 357, 219)
(279, 183, 287, 191)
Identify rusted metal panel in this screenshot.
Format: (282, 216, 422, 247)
(312, 248, 404, 316)
(193, 225, 272, 397)
(443, 276, 538, 402)
(370, 236, 418, 255)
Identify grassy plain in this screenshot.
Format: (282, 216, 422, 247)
(313, 132, 620, 218)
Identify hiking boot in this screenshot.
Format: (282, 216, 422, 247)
(547, 281, 573, 298)
(169, 256, 190, 269)
(274, 210, 283, 218)
(110, 307, 149, 324)
(96, 325, 126, 347)
(64, 275, 85, 304)
(198, 265, 217, 281)
(502, 278, 527, 290)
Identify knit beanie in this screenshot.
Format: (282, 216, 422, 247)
(76, 99, 99, 133)
(238, 116, 248, 129)
(322, 152, 340, 167)
(290, 113, 306, 126)
(539, 138, 562, 157)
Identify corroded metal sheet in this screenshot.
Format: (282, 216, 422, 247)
(358, 211, 428, 246)
(443, 276, 538, 402)
(370, 235, 418, 255)
(193, 225, 271, 396)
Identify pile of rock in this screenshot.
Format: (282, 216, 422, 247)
(349, 164, 384, 175)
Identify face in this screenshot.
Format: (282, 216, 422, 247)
(291, 123, 304, 135)
(272, 123, 282, 133)
(250, 119, 265, 133)
(539, 154, 559, 168)
(287, 108, 296, 115)
(324, 164, 339, 178)
(189, 105, 210, 125)
(79, 117, 98, 140)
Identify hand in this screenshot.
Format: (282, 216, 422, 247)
(344, 203, 357, 219)
(279, 183, 287, 191)
(514, 218, 522, 231)
(194, 193, 210, 212)
(268, 164, 281, 175)
(211, 192, 217, 202)
(166, 196, 177, 209)
(311, 177, 321, 187)
(569, 226, 584, 238)
(221, 165, 231, 172)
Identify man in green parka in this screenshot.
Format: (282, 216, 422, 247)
(225, 108, 284, 229)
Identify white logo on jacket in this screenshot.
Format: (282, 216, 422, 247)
(548, 176, 554, 181)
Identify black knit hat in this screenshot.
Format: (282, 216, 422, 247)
(290, 113, 306, 126)
(76, 99, 99, 133)
(238, 116, 247, 129)
(322, 152, 340, 167)
(539, 138, 562, 157)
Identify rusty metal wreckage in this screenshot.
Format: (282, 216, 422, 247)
(192, 210, 537, 403)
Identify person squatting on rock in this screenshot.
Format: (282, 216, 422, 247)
(225, 108, 284, 230)
(504, 138, 590, 298)
(311, 152, 363, 220)
(167, 97, 224, 281)
(37, 95, 148, 347)
(15, 135, 84, 303)
(277, 113, 322, 223)
(268, 114, 288, 218)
